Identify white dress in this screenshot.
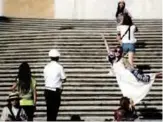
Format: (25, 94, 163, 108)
(112, 59, 156, 104)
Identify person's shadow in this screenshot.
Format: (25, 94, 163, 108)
(58, 26, 74, 30)
(138, 108, 162, 120)
(0, 16, 11, 22)
(135, 41, 146, 48)
(138, 102, 162, 120)
(69, 115, 84, 121)
(136, 65, 151, 71)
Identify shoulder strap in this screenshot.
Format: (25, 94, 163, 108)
(121, 26, 130, 40)
(16, 108, 22, 120)
(129, 26, 131, 40)
(8, 106, 16, 120)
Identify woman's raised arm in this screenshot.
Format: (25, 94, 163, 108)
(101, 34, 110, 54)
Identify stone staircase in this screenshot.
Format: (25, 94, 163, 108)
(0, 18, 162, 121)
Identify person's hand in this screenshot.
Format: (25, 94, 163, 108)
(129, 99, 135, 110)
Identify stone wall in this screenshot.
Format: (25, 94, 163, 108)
(3, 0, 54, 18)
(55, 0, 162, 19)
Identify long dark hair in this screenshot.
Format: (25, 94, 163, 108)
(17, 62, 31, 94)
(115, 1, 126, 17)
(122, 13, 133, 26)
(120, 97, 130, 110)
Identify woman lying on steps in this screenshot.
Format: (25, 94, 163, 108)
(103, 35, 162, 104)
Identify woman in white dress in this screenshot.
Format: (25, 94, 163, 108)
(106, 45, 161, 105)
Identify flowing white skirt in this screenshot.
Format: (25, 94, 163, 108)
(112, 59, 156, 104)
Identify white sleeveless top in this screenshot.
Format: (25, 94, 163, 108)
(117, 25, 137, 43)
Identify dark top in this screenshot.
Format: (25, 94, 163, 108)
(114, 107, 138, 121)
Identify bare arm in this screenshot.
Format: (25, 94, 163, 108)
(135, 26, 139, 32)
(32, 78, 37, 106)
(33, 85, 37, 105)
(61, 66, 66, 83)
(62, 79, 66, 83)
(11, 82, 17, 91)
(101, 34, 110, 54)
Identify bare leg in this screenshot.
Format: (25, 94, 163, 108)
(128, 52, 134, 67)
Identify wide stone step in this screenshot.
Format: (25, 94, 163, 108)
(0, 25, 160, 29)
(0, 90, 161, 96)
(0, 101, 162, 108)
(0, 95, 161, 101)
(0, 29, 162, 35)
(0, 21, 161, 26)
(0, 102, 162, 111)
(0, 53, 162, 59)
(0, 85, 161, 91)
(0, 77, 161, 83)
(10, 18, 161, 21)
(2, 43, 162, 48)
(1, 19, 162, 24)
(0, 69, 162, 75)
(0, 18, 162, 120)
(0, 63, 160, 68)
(0, 30, 161, 35)
(1, 46, 162, 51)
(0, 38, 161, 44)
(28, 105, 163, 111)
(0, 59, 162, 65)
(0, 78, 161, 84)
(0, 27, 161, 32)
(0, 55, 162, 61)
(0, 28, 161, 34)
(0, 34, 161, 39)
(0, 25, 160, 31)
(0, 72, 162, 79)
(0, 41, 162, 48)
(0, 62, 161, 67)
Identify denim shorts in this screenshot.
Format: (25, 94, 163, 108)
(122, 43, 136, 53)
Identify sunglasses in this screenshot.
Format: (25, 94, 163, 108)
(114, 49, 122, 53)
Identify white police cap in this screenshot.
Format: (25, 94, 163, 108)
(49, 49, 60, 57)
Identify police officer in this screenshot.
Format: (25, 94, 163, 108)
(44, 49, 66, 121)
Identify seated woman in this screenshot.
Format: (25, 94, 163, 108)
(0, 92, 27, 121)
(106, 45, 161, 104)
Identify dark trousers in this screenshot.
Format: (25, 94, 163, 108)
(45, 89, 61, 121)
(22, 106, 35, 121)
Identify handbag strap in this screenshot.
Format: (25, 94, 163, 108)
(121, 26, 130, 40)
(8, 106, 16, 120)
(16, 108, 22, 120)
